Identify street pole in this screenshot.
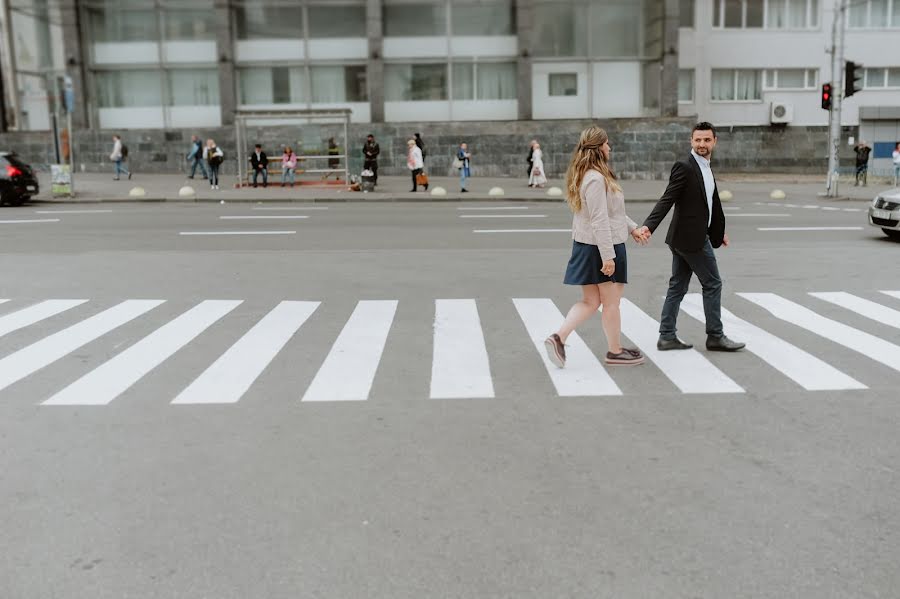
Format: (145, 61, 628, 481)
(826, 0, 847, 197)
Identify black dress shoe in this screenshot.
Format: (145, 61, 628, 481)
(706, 335, 746, 352)
(657, 337, 693, 351)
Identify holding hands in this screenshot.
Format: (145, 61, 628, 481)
(631, 225, 651, 245)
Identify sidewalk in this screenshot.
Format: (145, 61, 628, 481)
(29, 171, 888, 204)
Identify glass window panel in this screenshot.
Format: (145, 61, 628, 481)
(310, 65, 367, 102)
(679, 0, 695, 27)
(776, 68, 805, 88)
(711, 69, 735, 100)
(806, 69, 817, 87)
(870, 0, 889, 25)
(591, 0, 641, 57)
(764, 69, 775, 87)
(308, 4, 366, 38)
(848, 2, 867, 27)
(893, 0, 900, 26)
(451, 1, 515, 35)
(767, 0, 787, 27)
(787, 0, 808, 27)
(235, 3, 303, 39)
(532, 1, 588, 57)
(88, 8, 159, 42)
(164, 10, 214, 40)
(237, 67, 306, 104)
(477, 62, 516, 99)
(167, 69, 219, 105)
(888, 68, 900, 87)
(452, 63, 474, 99)
(865, 68, 886, 87)
(746, 0, 763, 26)
(723, 0, 742, 27)
(385, 63, 447, 100)
(549, 73, 578, 96)
(736, 69, 761, 99)
(678, 69, 694, 102)
(809, 0, 819, 26)
(95, 70, 163, 107)
(713, 0, 721, 25)
(383, 3, 446, 36)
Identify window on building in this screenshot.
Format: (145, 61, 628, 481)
(889, 68, 900, 87)
(87, 7, 159, 42)
(714, 0, 818, 29)
(95, 70, 163, 107)
(549, 73, 578, 96)
(164, 10, 215, 40)
(763, 68, 816, 89)
(310, 65, 368, 102)
(308, 4, 367, 38)
(679, 0, 695, 27)
(385, 63, 448, 100)
(678, 69, 694, 102)
(167, 69, 219, 105)
(532, 1, 588, 57)
(451, 1, 515, 35)
(235, 3, 304, 39)
(452, 62, 517, 100)
(237, 66, 307, 104)
(864, 68, 887, 88)
(383, 2, 447, 36)
(849, 0, 900, 27)
(590, 0, 641, 57)
(711, 68, 761, 100)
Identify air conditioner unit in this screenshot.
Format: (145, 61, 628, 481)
(770, 102, 794, 124)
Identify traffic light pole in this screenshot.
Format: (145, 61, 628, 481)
(826, 0, 847, 197)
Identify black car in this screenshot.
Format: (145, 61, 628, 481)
(0, 152, 39, 206)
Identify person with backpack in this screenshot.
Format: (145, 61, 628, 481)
(186, 135, 208, 180)
(110, 134, 131, 180)
(203, 138, 224, 190)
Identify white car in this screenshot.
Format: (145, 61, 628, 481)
(869, 188, 900, 240)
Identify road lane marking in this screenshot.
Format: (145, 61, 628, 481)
(473, 229, 570, 233)
(457, 206, 530, 210)
(615, 299, 743, 394)
(302, 300, 397, 402)
(251, 206, 329, 210)
(842, 208, 862, 212)
(809, 292, 900, 331)
(459, 214, 546, 218)
(34, 210, 113, 214)
(219, 215, 309, 220)
(45, 300, 242, 406)
(173, 301, 320, 404)
(179, 231, 296, 235)
(757, 227, 863, 231)
(0, 219, 59, 224)
(0, 300, 164, 393)
(681, 294, 865, 391)
(882, 291, 900, 302)
(738, 293, 900, 374)
(430, 299, 494, 399)
(727, 213, 791, 217)
(0, 300, 88, 339)
(513, 298, 621, 397)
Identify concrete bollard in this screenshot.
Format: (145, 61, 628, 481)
(178, 186, 196, 198)
(719, 190, 733, 201)
(129, 186, 146, 197)
(547, 186, 564, 197)
(430, 186, 447, 196)
(770, 189, 786, 200)
(488, 187, 505, 197)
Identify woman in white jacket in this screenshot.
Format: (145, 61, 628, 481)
(528, 142, 547, 188)
(407, 139, 424, 192)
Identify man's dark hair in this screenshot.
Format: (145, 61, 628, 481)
(692, 122, 717, 138)
(254, 143, 261, 148)
(367, 134, 374, 138)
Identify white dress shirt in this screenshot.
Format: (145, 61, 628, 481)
(691, 149, 715, 228)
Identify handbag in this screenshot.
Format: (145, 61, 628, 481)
(416, 171, 429, 185)
(532, 166, 542, 177)
(452, 157, 463, 169)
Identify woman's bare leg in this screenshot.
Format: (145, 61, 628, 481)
(597, 282, 625, 353)
(556, 285, 601, 343)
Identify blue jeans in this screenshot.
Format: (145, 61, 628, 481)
(209, 163, 219, 186)
(252, 167, 268, 186)
(281, 167, 295, 185)
(114, 159, 129, 178)
(659, 238, 723, 340)
(894, 164, 900, 185)
(189, 157, 208, 179)
(460, 170, 467, 190)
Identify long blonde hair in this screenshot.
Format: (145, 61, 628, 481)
(564, 126, 621, 213)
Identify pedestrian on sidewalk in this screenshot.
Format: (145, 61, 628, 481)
(415, 133, 426, 165)
(456, 142, 471, 192)
(854, 140, 871, 187)
(636, 121, 745, 353)
(362, 134, 380, 185)
(526, 139, 537, 180)
(250, 144, 268, 188)
(281, 146, 298, 187)
(203, 139, 224, 190)
(892, 142, 900, 186)
(544, 125, 647, 369)
(407, 139, 424, 192)
(186, 135, 208, 180)
(110, 134, 131, 181)
(528, 142, 547, 188)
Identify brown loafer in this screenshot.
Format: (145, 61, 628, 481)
(544, 334, 566, 368)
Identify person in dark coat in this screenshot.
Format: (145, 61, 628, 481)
(250, 143, 268, 188)
(362, 134, 380, 184)
(415, 133, 426, 165)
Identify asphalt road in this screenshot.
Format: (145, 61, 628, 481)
(1, 188, 898, 599)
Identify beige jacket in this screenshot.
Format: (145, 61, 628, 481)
(571, 170, 637, 262)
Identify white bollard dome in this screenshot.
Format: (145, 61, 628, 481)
(488, 186, 505, 197)
(129, 186, 146, 197)
(719, 190, 733, 201)
(547, 186, 564, 197)
(178, 186, 196, 198)
(770, 189, 786, 200)
(430, 186, 447, 196)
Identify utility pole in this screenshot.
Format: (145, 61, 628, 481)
(826, 0, 847, 197)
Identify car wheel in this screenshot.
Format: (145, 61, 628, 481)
(883, 228, 900, 240)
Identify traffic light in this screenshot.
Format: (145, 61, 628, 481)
(821, 82, 832, 110)
(845, 60, 863, 98)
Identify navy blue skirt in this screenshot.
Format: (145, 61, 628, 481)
(564, 241, 628, 285)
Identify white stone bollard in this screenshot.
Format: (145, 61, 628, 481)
(430, 186, 447, 196)
(178, 186, 196, 198)
(770, 189, 786, 200)
(546, 186, 564, 197)
(719, 190, 733, 201)
(129, 186, 146, 197)
(488, 186, 505, 197)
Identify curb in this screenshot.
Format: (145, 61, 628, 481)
(31, 195, 663, 204)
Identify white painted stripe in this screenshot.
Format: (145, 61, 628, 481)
(738, 293, 900, 374)
(0, 219, 59, 224)
(842, 208, 862, 212)
(302, 300, 397, 402)
(0, 300, 8, 305)
(757, 227, 863, 231)
(616, 299, 743, 394)
(459, 214, 546, 219)
(179, 231, 296, 236)
(821, 206, 840, 211)
(44, 300, 241, 406)
(172, 301, 319, 404)
(809, 292, 900, 331)
(722, 207, 742, 210)
(0, 300, 88, 339)
(252, 206, 329, 210)
(882, 291, 900, 301)
(803, 205, 820, 209)
(219, 215, 309, 220)
(34, 210, 113, 214)
(783, 203, 800, 208)
(681, 294, 864, 391)
(430, 299, 494, 399)
(473, 229, 570, 233)
(727, 213, 791, 217)
(457, 206, 530, 210)
(0, 300, 164, 393)
(512, 298, 621, 397)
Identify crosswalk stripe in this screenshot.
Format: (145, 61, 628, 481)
(0, 300, 165, 393)
(681, 294, 865, 391)
(809, 292, 900, 331)
(738, 293, 900, 374)
(44, 300, 241, 406)
(616, 299, 743, 394)
(430, 299, 494, 399)
(881, 291, 900, 301)
(0, 300, 88, 339)
(513, 298, 621, 397)
(302, 300, 397, 402)
(172, 301, 320, 404)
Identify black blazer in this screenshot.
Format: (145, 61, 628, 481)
(250, 151, 268, 170)
(643, 154, 726, 252)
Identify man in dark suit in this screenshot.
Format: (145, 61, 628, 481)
(250, 143, 268, 188)
(638, 122, 745, 352)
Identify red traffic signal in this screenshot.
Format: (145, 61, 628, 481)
(821, 82, 832, 110)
